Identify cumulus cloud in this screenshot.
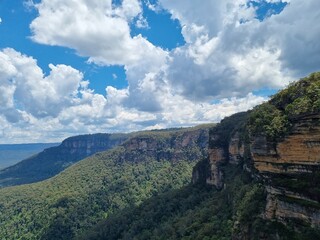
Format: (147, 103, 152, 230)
(30, 0, 168, 112)
(0, 48, 85, 118)
(2, 0, 319, 143)
(30, 0, 297, 105)
(267, 1, 320, 76)
(156, 0, 319, 101)
(0, 48, 265, 143)
(28, 0, 320, 102)
(30, 0, 166, 67)
(135, 14, 149, 29)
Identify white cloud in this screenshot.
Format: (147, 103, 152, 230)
(30, 0, 168, 113)
(30, 0, 166, 67)
(135, 14, 149, 29)
(0, 48, 266, 143)
(266, 1, 320, 76)
(114, 0, 142, 21)
(0, 17, 2, 24)
(23, 0, 36, 11)
(0, 48, 84, 119)
(145, 0, 162, 12)
(2, 0, 319, 143)
(265, 0, 290, 3)
(155, 0, 320, 101)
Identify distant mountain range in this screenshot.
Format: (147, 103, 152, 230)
(0, 143, 59, 170)
(0, 133, 128, 187)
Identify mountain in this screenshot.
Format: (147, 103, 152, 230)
(0, 72, 319, 240)
(192, 72, 320, 238)
(0, 143, 59, 170)
(81, 72, 320, 239)
(0, 133, 128, 187)
(0, 125, 211, 239)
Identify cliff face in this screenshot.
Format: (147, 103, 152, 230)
(228, 132, 245, 165)
(58, 134, 128, 163)
(121, 127, 210, 163)
(251, 114, 320, 174)
(0, 133, 128, 187)
(250, 114, 320, 227)
(196, 113, 320, 229)
(193, 73, 320, 234)
(192, 112, 248, 189)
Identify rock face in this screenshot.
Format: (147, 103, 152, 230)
(250, 114, 320, 226)
(251, 114, 320, 174)
(0, 126, 212, 188)
(193, 112, 320, 229)
(192, 112, 248, 189)
(121, 127, 210, 163)
(229, 132, 245, 165)
(265, 186, 320, 227)
(59, 134, 128, 161)
(206, 147, 226, 188)
(193, 74, 320, 236)
(0, 133, 128, 187)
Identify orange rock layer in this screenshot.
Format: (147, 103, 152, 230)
(252, 114, 320, 174)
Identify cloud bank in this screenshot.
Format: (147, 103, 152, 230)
(1, 0, 320, 143)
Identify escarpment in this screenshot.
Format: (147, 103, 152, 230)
(248, 73, 320, 229)
(251, 114, 320, 174)
(192, 112, 248, 189)
(193, 72, 320, 234)
(121, 126, 211, 163)
(0, 133, 128, 187)
(0, 125, 214, 240)
(252, 113, 320, 227)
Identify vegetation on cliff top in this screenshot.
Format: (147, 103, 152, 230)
(272, 72, 320, 116)
(248, 72, 320, 141)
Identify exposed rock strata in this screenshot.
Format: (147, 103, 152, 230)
(251, 114, 320, 174)
(229, 132, 245, 165)
(122, 128, 210, 163)
(193, 112, 320, 229)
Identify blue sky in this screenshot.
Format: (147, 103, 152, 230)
(0, 0, 319, 143)
(0, 0, 185, 95)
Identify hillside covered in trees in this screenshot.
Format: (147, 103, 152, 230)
(0, 73, 320, 240)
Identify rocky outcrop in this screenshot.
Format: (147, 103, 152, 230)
(121, 127, 210, 163)
(265, 190, 320, 227)
(248, 120, 320, 233)
(205, 147, 226, 188)
(203, 131, 245, 189)
(251, 114, 320, 174)
(192, 112, 248, 189)
(193, 110, 320, 230)
(194, 74, 320, 237)
(249, 114, 320, 226)
(229, 132, 245, 165)
(59, 133, 128, 161)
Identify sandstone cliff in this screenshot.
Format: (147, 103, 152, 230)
(121, 126, 211, 163)
(192, 72, 320, 235)
(251, 113, 320, 228)
(192, 112, 248, 189)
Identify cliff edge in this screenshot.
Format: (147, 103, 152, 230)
(193, 72, 320, 237)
